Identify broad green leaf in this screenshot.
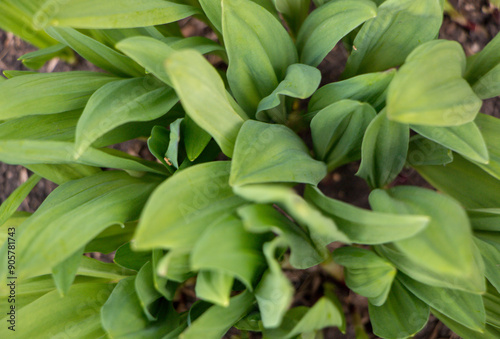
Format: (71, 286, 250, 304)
(45, 27, 143, 77)
(309, 70, 395, 112)
(114, 242, 151, 271)
(432, 307, 500, 339)
(75, 77, 177, 156)
(77, 256, 136, 281)
(190, 215, 270, 289)
(157, 249, 195, 283)
(27, 163, 101, 185)
(164, 49, 247, 156)
(85, 222, 136, 254)
(148, 125, 173, 169)
(412, 122, 489, 164)
(51, 247, 83, 297)
(152, 249, 179, 300)
(273, 0, 310, 36)
(165, 36, 226, 57)
(0, 212, 30, 245)
(311, 99, 376, 170)
(333, 247, 396, 306)
(263, 296, 345, 338)
(166, 118, 183, 169)
(233, 184, 350, 252)
(0, 72, 118, 120)
(222, 0, 297, 115)
(305, 186, 429, 244)
(296, 0, 376, 66)
(469, 209, 500, 232)
(368, 279, 429, 339)
(465, 32, 500, 99)
(238, 204, 324, 269)
(102, 277, 180, 338)
(183, 115, 212, 162)
(343, 0, 443, 77)
(398, 273, 485, 332)
(36, 0, 200, 29)
(0, 1, 58, 48)
(414, 154, 500, 209)
(357, 110, 409, 188)
(195, 270, 234, 307)
(136, 262, 163, 321)
(475, 113, 500, 180)
(256, 64, 321, 123)
(134, 162, 246, 250)
(19, 43, 71, 70)
(475, 238, 500, 293)
(180, 290, 255, 339)
(0, 283, 113, 338)
(2, 171, 161, 280)
(0, 140, 168, 175)
(117, 37, 174, 86)
(0, 174, 40, 227)
(406, 135, 454, 166)
(484, 282, 500, 329)
(370, 186, 485, 293)
(254, 238, 294, 328)
(387, 40, 482, 126)
(230, 120, 327, 186)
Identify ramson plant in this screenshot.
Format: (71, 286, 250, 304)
(0, 0, 499, 338)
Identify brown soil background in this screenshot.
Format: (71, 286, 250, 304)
(0, 1, 499, 338)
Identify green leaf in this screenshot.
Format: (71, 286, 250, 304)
(26, 163, 101, 185)
(114, 242, 151, 271)
(19, 43, 71, 70)
(190, 215, 270, 289)
(387, 40, 482, 126)
(195, 270, 234, 307)
(398, 273, 486, 332)
(432, 308, 500, 339)
(256, 64, 321, 123)
(484, 282, 500, 329)
(0, 283, 113, 338)
(45, 27, 143, 77)
(0, 140, 168, 175)
(157, 249, 195, 283)
(305, 186, 429, 245)
(183, 115, 212, 162)
(273, 0, 310, 36)
(368, 279, 429, 339)
(357, 110, 409, 188)
(102, 277, 180, 338)
(296, 0, 376, 66)
(75, 77, 177, 156)
(152, 249, 179, 300)
(411, 122, 489, 164)
(309, 70, 395, 112)
(263, 295, 345, 338)
(180, 290, 255, 339)
(51, 247, 83, 297)
(414, 153, 500, 209)
(230, 120, 327, 186)
(343, 0, 443, 77)
(77, 256, 136, 281)
(222, 0, 297, 115)
(469, 209, 500, 232)
(238, 204, 324, 269)
(370, 186, 485, 293)
(116, 37, 174, 86)
(406, 135, 454, 166)
(254, 238, 294, 328)
(36, 0, 200, 29)
(164, 49, 247, 157)
(166, 118, 183, 169)
(0, 174, 40, 227)
(465, 32, 500, 99)
(0, 72, 118, 120)
(333, 247, 396, 306)
(311, 99, 376, 170)
(136, 262, 163, 321)
(475, 113, 500, 180)
(134, 161, 246, 250)
(148, 125, 173, 169)
(85, 222, 137, 254)
(3, 171, 160, 280)
(233, 184, 350, 252)
(475, 238, 500, 294)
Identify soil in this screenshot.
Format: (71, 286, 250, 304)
(0, 1, 499, 338)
